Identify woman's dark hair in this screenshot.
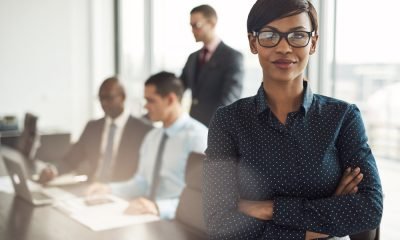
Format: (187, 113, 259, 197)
(247, 0, 318, 34)
(145, 71, 184, 101)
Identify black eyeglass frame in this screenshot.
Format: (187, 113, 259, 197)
(252, 30, 315, 48)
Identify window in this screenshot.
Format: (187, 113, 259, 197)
(119, 0, 262, 115)
(151, 0, 261, 98)
(329, 0, 400, 237)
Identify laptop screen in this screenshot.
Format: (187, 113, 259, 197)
(16, 113, 39, 172)
(2, 150, 34, 202)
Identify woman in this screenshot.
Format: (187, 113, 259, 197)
(203, 0, 383, 239)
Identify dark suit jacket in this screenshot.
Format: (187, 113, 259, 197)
(57, 116, 152, 182)
(181, 41, 244, 126)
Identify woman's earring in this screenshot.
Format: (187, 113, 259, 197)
(310, 47, 315, 54)
(251, 49, 258, 54)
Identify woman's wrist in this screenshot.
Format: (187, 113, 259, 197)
(238, 199, 274, 220)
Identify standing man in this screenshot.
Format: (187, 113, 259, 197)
(181, 4, 244, 126)
(39, 77, 152, 183)
(88, 71, 208, 219)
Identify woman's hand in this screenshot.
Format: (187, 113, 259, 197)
(237, 167, 363, 238)
(334, 167, 363, 196)
(237, 199, 273, 220)
(305, 231, 329, 240)
(306, 167, 363, 239)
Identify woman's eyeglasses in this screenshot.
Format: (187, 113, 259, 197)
(253, 30, 314, 48)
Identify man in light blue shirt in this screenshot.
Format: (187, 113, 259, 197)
(88, 71, 208, 219)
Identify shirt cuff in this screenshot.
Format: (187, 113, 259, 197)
(156, 198, 179, 220)
(273, 197, 306, 229)
(109, 175, 148, 199)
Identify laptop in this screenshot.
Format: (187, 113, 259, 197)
(2, 150, 67, 205)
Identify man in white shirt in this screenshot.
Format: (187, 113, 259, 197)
(88, 71, 208, 219)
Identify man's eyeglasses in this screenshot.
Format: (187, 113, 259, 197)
(253, 30, 314, 48)
(190, 21, 206, 29)
(99, 94, 121, 102)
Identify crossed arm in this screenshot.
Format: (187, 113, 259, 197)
(238, 167, 364, 240)
(205, 105, 383, 239)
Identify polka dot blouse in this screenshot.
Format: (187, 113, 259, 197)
(204, 82, 383, 239)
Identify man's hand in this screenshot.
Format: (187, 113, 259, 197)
(334, 167, 363, 196)
(124, 197, 159, 216)
(38, 165, 58, 184)
(86, 182, 111, 196)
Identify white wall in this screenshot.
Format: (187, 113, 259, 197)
(0, 0, 115, 140)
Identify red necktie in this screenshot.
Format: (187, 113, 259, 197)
(199, 47, 209, 66)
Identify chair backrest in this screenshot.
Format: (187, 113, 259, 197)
(349, 227, 379, 240)
(175, 152, 206, 233)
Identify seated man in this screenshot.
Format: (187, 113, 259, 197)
(88, 71, 208, 219)
(39, 77, 152, 183)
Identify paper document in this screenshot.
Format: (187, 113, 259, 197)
(0, 176, 14, 193)
(55, 195, 160, 231)
(46, 173, 88, 187)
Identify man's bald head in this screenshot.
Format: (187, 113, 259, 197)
(98, 77, 126, 119)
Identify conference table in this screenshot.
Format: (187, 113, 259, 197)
(0, 148, 206, 240)
(0, 190, 206, 240)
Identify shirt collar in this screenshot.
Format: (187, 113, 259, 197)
(203, 37, 221, 54)
(255, 81, 314, 116)
(105, 108, 130, 128)
(302, 81, 313, 114)
(255, 84, 269, 115)
(163, 112, 190, 137)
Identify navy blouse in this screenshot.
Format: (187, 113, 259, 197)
(204, 82, 383, 239)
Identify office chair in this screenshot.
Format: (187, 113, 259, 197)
(350, 227, 379, 240)
(175, 152, 206, 233)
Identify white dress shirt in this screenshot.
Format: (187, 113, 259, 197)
(202, 37, 221, 62)
(98, 109, 130, 169)
(110, 113, 208, 219)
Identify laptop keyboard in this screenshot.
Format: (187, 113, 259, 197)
(42, 187, 76, 200)
(31, 191, 52, 201)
